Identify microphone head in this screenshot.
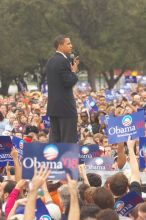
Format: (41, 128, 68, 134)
(70, 53, 75, 65)
(70, 53, 75, 59)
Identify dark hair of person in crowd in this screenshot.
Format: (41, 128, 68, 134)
(78, 183, 90, 202)
(87, 173, 102, 187)
(25, 125, 39, 134)
(92, 187, 115, 209)
(47, 181, 62, 192)
(0, 111, 4, 121)
(108, 172, 129, 197)
(65, 197, 83, 216)
(54, 34, 68, 49)
(84, 187, 96, 204)
(80, 204, 101, 220)
(96, 208, 119, 220)
(90, 112, 101, 134)
(3, 180, 16, 195)
(0, 175, 4, 183)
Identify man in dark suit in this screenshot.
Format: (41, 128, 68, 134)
(45, 35, 79, 143)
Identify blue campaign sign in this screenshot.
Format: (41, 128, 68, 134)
(41, 82, 48, 94)
(0, 136, 13, 167)
(114, 191, 144, 216)
(107, 111, 145, 144)
(22, 142, 79, 180)
(138, 108, 146, 122)
(79, 144, 100, 164)
(35, 198, 52, 220)
(99, 115, 109, 125)
(84, 96, 98, 112)
(85, 156, 114, 171)
(139, 137, 146, 169)
(11, 136, 23, 161)
(125, 76, 137, 84)
(105, 90, 115, 102)
(42, 116, 50, 129)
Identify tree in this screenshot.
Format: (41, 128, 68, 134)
(1, 0, 146, 94)
(56, 0, 146, 89)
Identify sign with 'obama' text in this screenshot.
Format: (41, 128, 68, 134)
(0, 136, 13, 167)
(85, 156, 114, 171)
(139, 137, 146, 169)
(79, 144, 101, 164)
(107, 111, 145, 144)
(114, 191, 144, 216)
(84, 96, 98, 112)
(22, 142, 79, 180)
(41, 115, 50, 129)
(105, 90, 115, 102)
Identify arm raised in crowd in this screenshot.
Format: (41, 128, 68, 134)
(79, 164, 90, 186)
(10, 147, 21, 182)
(67, 174, 80, 220)
(24, 165, 49, 220)
(41, 180, 52, 204)
(6, 179, 26, 218)
(127, 138, 140, 184)
(117, 143, 127, 169)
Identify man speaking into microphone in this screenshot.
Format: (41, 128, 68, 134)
(44, 35, 79, 143)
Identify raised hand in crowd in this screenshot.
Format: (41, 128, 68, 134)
(127, 137, 141, 184)
(79, 164, 90, 186)
(10, 147, 21, 182)
(6, 179, 27, 218)
(24, 165, 49, 220)
(67, 173, 80, 220)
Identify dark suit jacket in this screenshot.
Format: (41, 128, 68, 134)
(45, 52, 78, 117)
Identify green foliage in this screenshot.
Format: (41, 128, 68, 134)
(1, 0, 146, 93)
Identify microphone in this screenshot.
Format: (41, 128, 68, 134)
(70, 53, 75, 65)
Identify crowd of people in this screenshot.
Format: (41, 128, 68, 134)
(0, 82, 145, 220)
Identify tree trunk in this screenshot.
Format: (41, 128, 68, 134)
(0, 74, 12, 95)
(102, 70, 124, 89)
(88, 70, 96, 91)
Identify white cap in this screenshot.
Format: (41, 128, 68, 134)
(46, 203, 61, 220)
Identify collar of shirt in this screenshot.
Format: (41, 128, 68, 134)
(56, 51, 67, 59)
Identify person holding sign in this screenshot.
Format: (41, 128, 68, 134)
(45, 35, 79, 143)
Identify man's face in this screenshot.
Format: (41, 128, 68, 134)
(59, 38, 72, 55)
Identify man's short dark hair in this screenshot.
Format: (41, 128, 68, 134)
(87, 173, 102, 187)
(80, 204, 101, 220)
(96, 209, 119, 220)
(54, 35, 68, 49)
(109, 172, 129, 197)
(4, 180, 16, 194)
(93, 187, 115, 209)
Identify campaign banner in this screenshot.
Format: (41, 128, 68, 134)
(105, 90, 115, 102)
(35, 198, 52, 220)
(12, 136, 24, 161)
(41, 82, 48, 94)
(84, 96, 98, 112)
(79, 144, 101, 164)
(107, 111, 145, 144)
(125, 76, 137, 84)
(85, 156, 114, 171)
(114, 191, 144, 216)
(138, 108, 146, 122)
(139, 137, 146, 169)
(22, 142, 79, 180)
(42, 115, 50, 129)
(99, 115, 109, 125)
(0, 136, 13, 167)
